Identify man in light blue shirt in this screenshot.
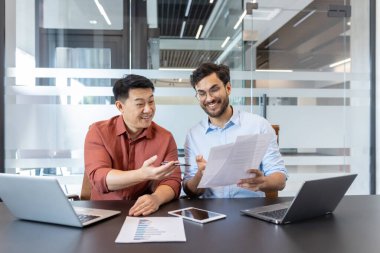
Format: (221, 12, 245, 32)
(183, 63, 287, 198)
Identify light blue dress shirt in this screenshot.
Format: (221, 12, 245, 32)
(184, 108, 287, 198)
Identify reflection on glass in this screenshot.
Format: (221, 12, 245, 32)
(4, 0, 371, 196)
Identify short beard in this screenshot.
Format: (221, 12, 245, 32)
(202, 96, 230, 118)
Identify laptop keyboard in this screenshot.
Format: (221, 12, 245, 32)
(259, 208, 288, 219)
(77, 214, 100, 223)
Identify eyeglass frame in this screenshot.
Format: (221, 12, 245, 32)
(194, 84, 227, 101)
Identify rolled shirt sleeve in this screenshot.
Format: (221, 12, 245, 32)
(182, 108, 287, 198)
(84, 116, 181, 200)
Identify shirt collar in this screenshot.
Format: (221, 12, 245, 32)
(203, 106, 240, 134)
(115, 115, 154, 140)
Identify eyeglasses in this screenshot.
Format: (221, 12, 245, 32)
(195, 85, 223, 101)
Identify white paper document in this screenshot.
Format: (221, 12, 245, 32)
(198, 133, 272, 188)
(115, 216, 186, 243)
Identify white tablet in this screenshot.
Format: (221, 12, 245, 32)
(168, 207, 226, 224)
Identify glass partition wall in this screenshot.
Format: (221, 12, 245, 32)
(4, 0, 371, 196)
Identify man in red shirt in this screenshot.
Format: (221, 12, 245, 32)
(84, 74, 181, 216)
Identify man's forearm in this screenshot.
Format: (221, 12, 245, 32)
(183, 170, 205, 197)
(261, 172, 286, 192)
(106, 169, 145, 191)
(152, 185, 176, 205)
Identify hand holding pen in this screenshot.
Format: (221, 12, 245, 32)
(161, 161, 191, 167)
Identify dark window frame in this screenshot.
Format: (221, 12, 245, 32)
(370, 0, 376, 194)
(0, 0, 5, 173)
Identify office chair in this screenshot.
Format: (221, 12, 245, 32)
(78, 125, 93, 200)
(79, 173, 92, 200)
(67, 173, 91, 201)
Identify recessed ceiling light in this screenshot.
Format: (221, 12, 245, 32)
(293, 10, 316, 27)
(234, 10, 247, 30)
(264, 37, 279, 49)
(94, 0, 112, 25)
(180, 21, 186, 38)
(89, 20, 98, 25)
(221, 36, 231, 48)
(329, 58, 351, 68)
(185, 0, 192, 17)
(195, 25, 203, 39)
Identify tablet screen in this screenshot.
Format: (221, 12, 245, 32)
(173, 208, 217, 220)
(169, 207, 226, 223)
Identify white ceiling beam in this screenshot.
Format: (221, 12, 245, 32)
(160, 39, 225, 51)
(147, 0, 158, 28)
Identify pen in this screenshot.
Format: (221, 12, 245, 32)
(161, 161, 191, 167)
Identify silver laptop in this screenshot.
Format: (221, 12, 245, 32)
(241, 174, 357, 224)
(0, 174, 120, 227)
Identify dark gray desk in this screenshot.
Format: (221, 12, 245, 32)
(1, 196, 380, 253)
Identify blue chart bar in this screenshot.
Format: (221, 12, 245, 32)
(133, 219, 165, 240)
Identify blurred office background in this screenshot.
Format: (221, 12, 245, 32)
(1, 0, 378, 196)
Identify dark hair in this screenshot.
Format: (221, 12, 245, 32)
(113, 74, 155, 101)
(190, 62, 230, 89)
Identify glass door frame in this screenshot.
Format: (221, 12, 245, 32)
(1, 0, 5, 173)
(370, 0, 376, 194)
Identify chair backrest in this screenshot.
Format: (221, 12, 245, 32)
(81, 124, 93, 200)
(271, 124, 279, 142)
(264, 124, 280, 199)
(80, 173, 91, 200)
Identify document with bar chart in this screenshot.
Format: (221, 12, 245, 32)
(115, 217, 186, 243)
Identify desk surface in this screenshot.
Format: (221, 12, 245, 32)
(1, 196, 380, 253)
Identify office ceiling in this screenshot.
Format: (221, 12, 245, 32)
(156, 0, 222, 68)
(42, 0, 353, 71)
(255, 0, 351, 71)
(157, 0, 215, 38)
(155, 0, 352, 71)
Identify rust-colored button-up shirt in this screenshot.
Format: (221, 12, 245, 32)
(84, 115, 181, 200)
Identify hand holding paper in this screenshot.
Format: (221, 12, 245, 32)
(237, 169, 265, 191)
(198, 133, 272, 188)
